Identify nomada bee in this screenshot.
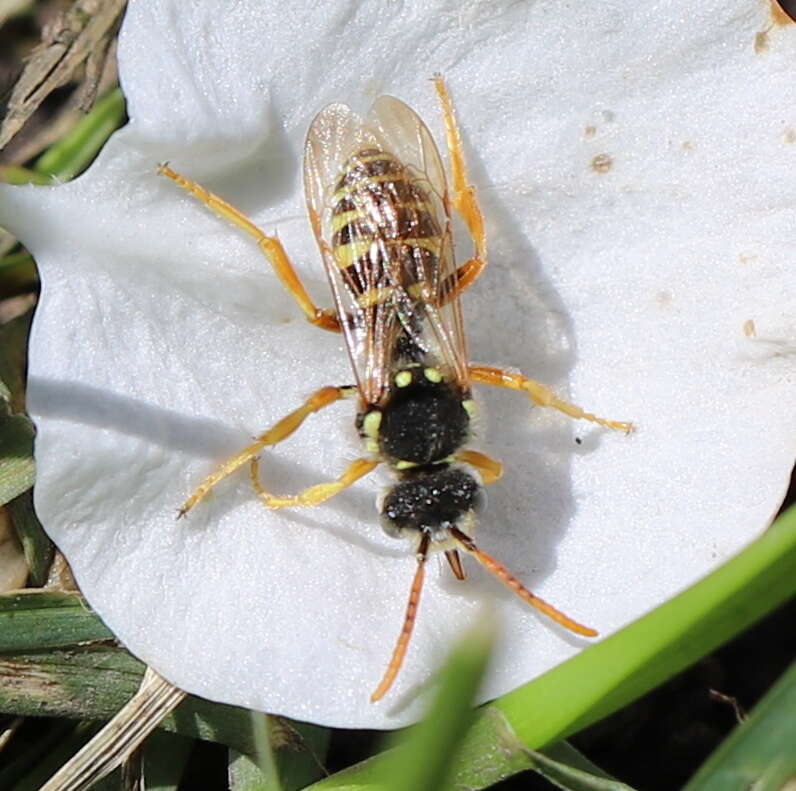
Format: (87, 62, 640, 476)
(160, 77, 632, 702)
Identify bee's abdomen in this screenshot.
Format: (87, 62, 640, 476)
(380, 467, 481, 537)
(330, 149, 442, 297)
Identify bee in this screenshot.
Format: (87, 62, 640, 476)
(159, 77, 631, 702)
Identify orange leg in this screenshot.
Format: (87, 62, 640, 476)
(451, 527, 596, 637)
(178, 385, 354, 517)
(371, 532, 431, 702)
(456, 449, 503, 485)
(444, 550, 466, 580)
(249, 456, 379, 508)
(469, 365, 633, 433)
(438, 256, 486, 307)
(158, 164, 340, 332)
(443, 450, 504, 580)
(433, 75, 486, 297)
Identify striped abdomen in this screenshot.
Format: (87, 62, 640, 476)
(330, 148, 442, 306)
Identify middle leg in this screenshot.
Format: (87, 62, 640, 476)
(455, 449, 503, 484)
(469, 365, 633, 432)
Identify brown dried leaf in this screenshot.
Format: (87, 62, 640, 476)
(0, 0, 126, 150)
(39, 666, 186, 791)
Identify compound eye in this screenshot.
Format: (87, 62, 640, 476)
(379, 510, 404, 539)
(471, 486, 487, 516)
(378, 488, 407, 538)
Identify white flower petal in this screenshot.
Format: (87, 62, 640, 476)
(0, 0, 794, 728)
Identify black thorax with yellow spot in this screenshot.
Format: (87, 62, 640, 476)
(356, 364, 473, 472)
(357, 363, 481, 541)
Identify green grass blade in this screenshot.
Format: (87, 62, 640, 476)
(228, 714, 330, 791)
(230, 753, 277, 791)
(682, 659, 796, 790)
(0, 598, 323, 765)
(0, 251, 37, 300)
(229, 714, 331, 791)
(378, 615, 495, 791)
(0, 720, 80, 790)
(0, 591, 114, 650)
(0, 413, 34, 506)
(142, 730, 194, 791)
(306, 506, 796, 791)
(449, 506, 796, 789)
(269, 718, 329, 791)
(0, 165, 52, 185)
(493, 739, 639, 790)
(0, 641, 256, 754)
(0, 309, 32, 413)
(8, 491, 54, 586)
(305, 616, 495, 791)
(33, 88, 126, 181)
(540, 741, 626, 781)
(0, 312, 35, 505)
(230, 712, 282, 791)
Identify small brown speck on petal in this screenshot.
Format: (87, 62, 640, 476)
(591, 153, 613, 173)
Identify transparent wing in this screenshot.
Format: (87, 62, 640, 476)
(303, 96, 469, 406)
(304, 103, 399, 404)
(368, 95, 469, 386)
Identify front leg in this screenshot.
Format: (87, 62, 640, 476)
(433, 76, 487, 299)
(433, 76, 486, 264)
(158, 164, 340, 332)
(469, 365, 633, 433)
(178, 385, 356, 517)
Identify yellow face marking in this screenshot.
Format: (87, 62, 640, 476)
(365, 438, 379, 454)
(463, 400, 477, 419)
(424, 367, 442, 383)
(363, 410, 382, 438)
(395, 460, 418, 470)
(395, 370, 413, 388)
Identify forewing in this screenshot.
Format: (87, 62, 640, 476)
(368, 96, 469, 385)
(303, 95, 470, 404)
(304, 103, 380, 218)
(304, 104, 398, 404)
